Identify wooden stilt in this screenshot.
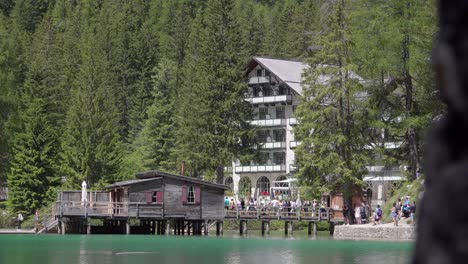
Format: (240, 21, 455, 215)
(87, 218, 91, 235)
(126, 221, 130, 235)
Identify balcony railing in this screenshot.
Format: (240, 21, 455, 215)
(289, 118, 298, 125)
(289, 164, 298, 172)
(247, 95, 292, 104)
(289, 141, 301, 149)
(248, 76, 270, 84)
(257, 141, 287, 149)
(250, 119, 287, 127)
(235, 165, 286, 173)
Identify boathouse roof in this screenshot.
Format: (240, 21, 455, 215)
(108, 170, 230, 190)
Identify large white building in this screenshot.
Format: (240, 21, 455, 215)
(224, 57, 404, 205)
(224, 57, 308, 200)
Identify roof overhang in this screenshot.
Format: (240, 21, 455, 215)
(136, 170, 230, 190)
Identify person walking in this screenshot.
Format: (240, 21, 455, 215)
(354, 204, 361, 224)
(34, 210, 40, 232)
(343, 203, 350, 225)
(17, 212, 24, 230)
(373, 205, 383, 225)
(391, 203, 399, 226)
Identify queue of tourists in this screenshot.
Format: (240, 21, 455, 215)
(342, 196, 416, 226)
(224, 195, 327, 215)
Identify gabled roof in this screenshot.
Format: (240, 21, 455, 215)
(248, 57, 309, 95)
(136, 170, 230, 190)
(247, 57, 365, 96)
(106, 177, 162, 188)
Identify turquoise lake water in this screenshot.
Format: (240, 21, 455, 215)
(0, 233, 413, 264)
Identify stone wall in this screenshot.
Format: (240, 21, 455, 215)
(333, 225, 415, 240)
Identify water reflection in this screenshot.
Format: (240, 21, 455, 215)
(0, 234, 412, 264)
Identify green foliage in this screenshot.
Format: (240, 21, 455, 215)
(0, 0, 439, 212)
(295, 0, 369, 198)
(382, 178, 423, 223)
(7, 98, 59, 214)
(175, 0, 256, 182)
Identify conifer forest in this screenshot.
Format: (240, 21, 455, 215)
(0, 0, 440, 213)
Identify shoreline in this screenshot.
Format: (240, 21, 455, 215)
(333, 221, 416, 241)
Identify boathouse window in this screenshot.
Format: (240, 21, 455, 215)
(146, 191, 163, 204)
(187, 186, 195, 203)
(182, 185, 201, 205)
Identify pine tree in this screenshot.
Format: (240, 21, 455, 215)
(7, 98, 58, 213)
(351, 0, 439, 179)
(60, 4, 123, 188)
(175, 0, 255, 183)
(120, 59, 179, 179)
(295, 0, 369, 199)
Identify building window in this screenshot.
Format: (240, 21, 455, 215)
(257, 176, 270, 194)
(225, 177, 234, 190)
(273, 129, 285, 142)
(254, 85, 262, 97)
(292, 105, 297, 114)
(279, 85, 289, 95)
(257, 130, 270, 142)
(263, 86, 273, 96)
(152, 192, 157, 203)
(275, 176, 290, 196)
(273, 152, 285, 165)
(259, 152, 270, 165)
(265, 70, 270, 77)
(257, 69, 263, 77)
(276, 106, 285, 119)
(259, 107, 268, 119)
(187, 186, 195, 204)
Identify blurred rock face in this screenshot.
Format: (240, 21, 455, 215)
(413, 1, 468, 263)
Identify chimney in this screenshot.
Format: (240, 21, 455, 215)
(181, 161, 185, 176)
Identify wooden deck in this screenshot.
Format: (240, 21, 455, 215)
(57, 201, 164, 219)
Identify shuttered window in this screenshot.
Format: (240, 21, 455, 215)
(156, 191, 163, 204)
(182, 185, 187, 204)
(145, 192, 152, 203)
(187, 186, 195, 204)
(195, 186, 201, 204)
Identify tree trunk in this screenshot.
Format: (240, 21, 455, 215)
(216, 165, 224, 184)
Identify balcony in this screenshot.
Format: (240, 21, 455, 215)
(250, 119, 287, 127)
(289, 141, 301, 149)
(247, 95, 292, 105)
(289, 164, 298, 172)
(249, 76, 270, 84)
(289, 118, 298, 125)
(257, 141, 287, 149)
(235, 165, 286, 173)
(364, 141, 403, 150)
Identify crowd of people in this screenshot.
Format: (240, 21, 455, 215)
(341, 196, 416, 226)
(224, 196, 327, 215)
(390, 196, 417, 226)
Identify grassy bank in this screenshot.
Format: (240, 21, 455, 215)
(382, 178, 424, 223)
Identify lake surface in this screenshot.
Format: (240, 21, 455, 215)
(0, 232, 413, 264)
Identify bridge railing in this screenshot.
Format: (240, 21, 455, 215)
(224, 206, 337, 221)
(56, 201, 163, 218)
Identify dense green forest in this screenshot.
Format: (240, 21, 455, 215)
(0, 0, 440, 213)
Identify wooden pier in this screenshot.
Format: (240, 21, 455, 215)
(54, 196, 342, 236)
(51, 170, 343, 236)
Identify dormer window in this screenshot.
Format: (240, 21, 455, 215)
(256, 69, 263, 77)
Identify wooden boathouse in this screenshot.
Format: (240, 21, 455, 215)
(55, 170, 229, 235)
(54, 170, 344, 236)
